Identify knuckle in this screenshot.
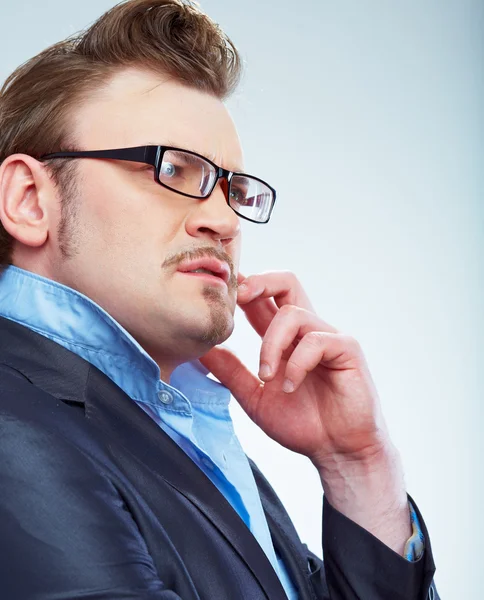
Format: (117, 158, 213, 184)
(341, 334, 362, 353)
(260, 338, 278, 353)
(278, 303, 299, 317)
(260, 339, 283, 363)
(286, 270, 299, 287)
(287, 356, 307, 371)
(304, 331, 324, 347)
(276, 270, 298, 286)
(244, 274, 258, 287)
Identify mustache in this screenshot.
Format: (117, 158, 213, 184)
(162, 246, 238, 291)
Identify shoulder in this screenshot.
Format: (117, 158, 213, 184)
(0, 361, 81, 430)
(0, 362, 109, 478)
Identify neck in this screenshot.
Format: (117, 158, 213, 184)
(145, 344, 207, 384)
(133, 330, 217, 385)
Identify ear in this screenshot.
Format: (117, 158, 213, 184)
(0, 154, 55, 248)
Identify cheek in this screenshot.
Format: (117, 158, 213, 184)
(80, 168, 183, 258)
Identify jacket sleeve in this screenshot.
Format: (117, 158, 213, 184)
(0, 413, 183, 599)
(307, 495, 440, 600)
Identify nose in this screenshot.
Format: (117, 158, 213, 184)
(185, 179, 240, 245)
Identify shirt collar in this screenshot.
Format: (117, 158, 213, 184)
(0, 265, 230, 409)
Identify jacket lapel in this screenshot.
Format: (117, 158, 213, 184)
(250, 460, 318, 600)
(83, 365, 289, 599)
(263, 503, 318, 600)
(0, 316, 287, 599)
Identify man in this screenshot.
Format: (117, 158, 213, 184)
(0, 1, 438, 598)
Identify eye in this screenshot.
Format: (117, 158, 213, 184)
(230, 189, 241, 202)
(160, 161, 176, 178)
(230, 187, 249, 205)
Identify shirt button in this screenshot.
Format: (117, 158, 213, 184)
(158, 390, 173, 405)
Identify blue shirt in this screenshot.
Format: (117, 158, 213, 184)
(0, 265, 298, 599)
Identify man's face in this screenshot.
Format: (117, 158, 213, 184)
(49, 69, 243, 367)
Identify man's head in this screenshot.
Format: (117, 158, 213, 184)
(0, 0, 250, 374)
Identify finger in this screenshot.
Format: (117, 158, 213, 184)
(199, 347, 263, 414)
(236, 271, 279, 338)
(258, 305, 326, 381)
(240, 291, 337, 343)
(238, 296, 278, 339)
(283, 332, 363, 393)
(237, 272, 247, 286)
(237, 271, 338, 341)
(237, 271, 315, 312)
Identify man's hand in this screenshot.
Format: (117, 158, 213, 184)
(200, 271, 412, 553)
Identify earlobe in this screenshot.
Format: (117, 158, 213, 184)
(0, 155, 50, 248)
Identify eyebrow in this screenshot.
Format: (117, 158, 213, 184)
(148, 140, 244, 173)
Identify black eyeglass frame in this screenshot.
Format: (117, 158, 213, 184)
(40, 145, 277, 224)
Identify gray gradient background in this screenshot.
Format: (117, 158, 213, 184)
(1, 1, 482, 597)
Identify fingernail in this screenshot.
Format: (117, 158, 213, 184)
(283, 379, 295, 393)
(259, 363, 271, 379)
(237, 283, 248, 293)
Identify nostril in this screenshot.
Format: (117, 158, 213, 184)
(197, 226, 217, 235)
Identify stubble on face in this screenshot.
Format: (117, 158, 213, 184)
(52, 160, 83, 261)
(200, 285, 234, 346)
(162, 245, 238, 347)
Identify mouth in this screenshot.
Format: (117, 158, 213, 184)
(176, 257, 231, 286)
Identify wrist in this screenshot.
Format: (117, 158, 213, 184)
(315, 440, 412, 554)
(315, 437, 402, 485)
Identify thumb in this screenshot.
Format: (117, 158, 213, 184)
(199, 346, 262, 410)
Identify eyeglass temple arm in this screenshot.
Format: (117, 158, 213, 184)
(40, 146, 160, 166)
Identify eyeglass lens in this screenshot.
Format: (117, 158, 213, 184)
(159, 150, 217, 196)
(229, 175, 273, 223)
(158, 150, 273, 222)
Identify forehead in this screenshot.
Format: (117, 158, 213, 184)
(71, 68, 244, 172)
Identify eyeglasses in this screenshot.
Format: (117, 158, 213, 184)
(40, 145, 276, 224)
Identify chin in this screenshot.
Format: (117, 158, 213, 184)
(192, 285, 234, 347)
(199, 310, 234, 348)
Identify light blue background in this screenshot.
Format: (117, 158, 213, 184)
(1, 1, 482, 597)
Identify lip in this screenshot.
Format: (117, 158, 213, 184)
(178, 271, 228, 287)
(176, 257, 231, 285)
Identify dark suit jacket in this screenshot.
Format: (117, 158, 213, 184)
(0, 316, 438, 599)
